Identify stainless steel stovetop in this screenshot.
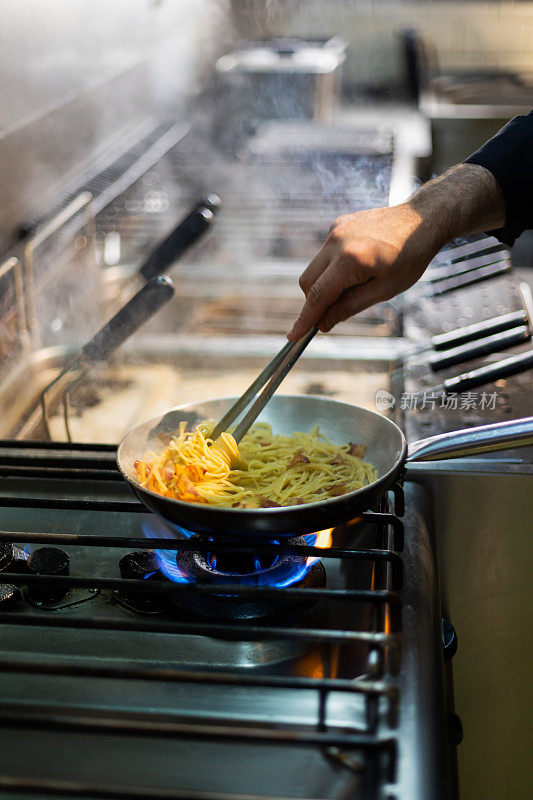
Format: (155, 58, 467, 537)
(0, 443, 450, 800)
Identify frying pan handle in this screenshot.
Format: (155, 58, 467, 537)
(430, 281, 533, 352)
(140, 204, 215, 282)
(197, 193, 222, 214)
(429, 325, 531, 372)
(430, 310, 528, 351)
(442, 349, 533, 393)
(430, 261, 510, 297)
(407, 416, 533, 462)
(80, 276, 175, 365)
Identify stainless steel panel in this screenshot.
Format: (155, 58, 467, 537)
(409, 465, 533, 800)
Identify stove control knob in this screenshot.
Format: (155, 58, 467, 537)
(442, 618, 458, 662)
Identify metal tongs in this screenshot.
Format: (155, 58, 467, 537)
(211, 326, 318, 446)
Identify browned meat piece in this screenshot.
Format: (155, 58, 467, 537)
(286, 450, 311, 468)
(348, 442, 367, 458)
(257, 496, 282, 508)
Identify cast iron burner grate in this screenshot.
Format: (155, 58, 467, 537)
(162, 534, 326, 621)
(0, 439, 406, 799)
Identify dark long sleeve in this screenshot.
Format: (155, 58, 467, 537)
(464, 109, 533, 246)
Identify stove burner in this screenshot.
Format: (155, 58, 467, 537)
(118, 550, 168, 613)
(0, 543, 15, 571)
(27, 546, 70, 605)
(171, 535, 326, 621)
(0, 542, 29, 573)
(120, 550, 163, 581)
(205, 550, 279, 574)
(0, 584, 22, 610)
(0, 542, 30, 610)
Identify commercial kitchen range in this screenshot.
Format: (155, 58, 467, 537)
(0, 109, 531, 800)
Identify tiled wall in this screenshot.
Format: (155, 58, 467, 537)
(230, 1, 533, 86)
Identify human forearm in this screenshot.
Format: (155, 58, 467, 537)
(408, 162, 506, 244)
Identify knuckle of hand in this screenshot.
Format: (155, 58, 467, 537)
(307, 283, 323, 306)
(343, 240, 373, 264)
(298, 273, 309, 291)
(327, 219, 345, 242)
(327, 214, 354, 241)
(337, 301, 355, 320)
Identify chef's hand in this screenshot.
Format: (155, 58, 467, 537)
(288, 164, 506, 340)
(288, 204, 434, 339)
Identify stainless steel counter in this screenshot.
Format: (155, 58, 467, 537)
(409, 463, 532, 800)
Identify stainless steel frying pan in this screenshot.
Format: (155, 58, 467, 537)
(117, 395, 533, 539)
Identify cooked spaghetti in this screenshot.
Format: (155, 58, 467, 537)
(134, 420, 376, 508)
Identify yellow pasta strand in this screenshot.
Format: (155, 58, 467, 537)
(134, 420, 377, 508)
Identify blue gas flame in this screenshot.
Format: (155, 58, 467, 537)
(141, 518, 331, 587)
(141, 517, 194, 583)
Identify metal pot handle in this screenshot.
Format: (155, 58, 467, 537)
(407, 416, 533, 462)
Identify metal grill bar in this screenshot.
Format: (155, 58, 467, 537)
(0, 778, 319, 800)
(0, 528, 398, 556)
(0, 502, 404, 556)
(0, 497, 143, 512)
(0, 612, 397, 646)
(0, 466, 124, 481)
(0, 572, 400, 606)
(0, 494, 403, 524)
(0, 440, 116, 468)
(362, 511, 403, 551)
(0, 454, 117, 468)
(0, 530, 403, 588)
(0, 705, 397, 749)
(0, 657, 395, 698)
(0, 440, 116, 451)
(0, 467, 122, 480)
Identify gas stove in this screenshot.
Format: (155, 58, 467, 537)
(0, 440, 451, 800)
